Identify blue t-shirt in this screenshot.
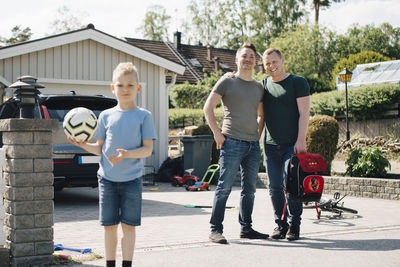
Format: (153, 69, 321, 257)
(94, 107, 157, 182)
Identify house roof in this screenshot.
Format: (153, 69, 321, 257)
(337, 59, 400, 90)
(0, 24, 185, 76)
(125, 36, 250, 84)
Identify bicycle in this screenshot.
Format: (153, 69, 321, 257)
(304, 192, 358, 219)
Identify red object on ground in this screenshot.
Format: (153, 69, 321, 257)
(54, 254, 72, 260)
(171, 174, 200, 187)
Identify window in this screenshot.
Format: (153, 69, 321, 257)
(188, 58, 202, 68)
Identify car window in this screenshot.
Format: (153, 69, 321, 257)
(0, 101, 19, 119)
(42, 97, 117, 122)
(47, 108, 103, 122)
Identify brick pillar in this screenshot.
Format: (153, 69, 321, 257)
(0, 118, 58, 266)
(0, 147, 8, 265)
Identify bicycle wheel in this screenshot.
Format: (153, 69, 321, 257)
(336, 205, 358, 214)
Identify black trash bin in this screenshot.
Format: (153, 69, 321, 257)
(181, 135, 214, 178)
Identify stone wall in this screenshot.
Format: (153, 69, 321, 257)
(0, 147, 7, 266)
(257, 173, 400, 200)
(0, 118, 58, 266)
(323, 176, 400, 200)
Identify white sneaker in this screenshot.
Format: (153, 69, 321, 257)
(209, 232, 228, 244)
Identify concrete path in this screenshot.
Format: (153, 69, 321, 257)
(51, 181, 400, 267)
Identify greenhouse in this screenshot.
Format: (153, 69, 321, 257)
(337, 59, 400, 90)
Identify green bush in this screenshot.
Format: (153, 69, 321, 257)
(305, 76, 333, 94)
(171, 71, 223, 109)
(169, 108, 223, 129)
(171, 82, 210, 109)
(310, 84, 400, 121)
(306, 115, 339, 174)
(345, 147, 391, 178)
(192, 124, 212, 135)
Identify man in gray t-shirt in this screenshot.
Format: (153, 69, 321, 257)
(204, 43, 268, 244)
(213, 76, 263, 142)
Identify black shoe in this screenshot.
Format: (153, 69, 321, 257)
(287, 224, 300, 241)
(240, 229, 269, 239)
(271, 224, 288, 239)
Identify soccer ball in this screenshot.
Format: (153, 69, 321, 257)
(63, 107, 98, 142)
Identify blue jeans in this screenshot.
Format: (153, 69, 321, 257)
(210, 138, 260, 233)
(98, 176, 142, 226)
(264, 143, 302, 226)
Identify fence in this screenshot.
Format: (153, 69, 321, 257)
(169, 115, 224, 129)
(169, 117, 207, 129)
(338, 118, 400, 140)
(142, 165, 157, 186)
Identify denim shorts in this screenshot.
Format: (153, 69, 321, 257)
(98, 175, 142, 226)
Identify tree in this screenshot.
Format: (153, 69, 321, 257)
(183, 0, 226, 46)
(138, 5, 171, 41)
(0, 25, 32, 46)
(219, 0, 252, 49)
(269, 24, 340, 85)
(312, 0, 345, 25)
(338, 23, 400, 59)
(48, 6, 85, 34)
(247, 0, 307, 50)
(181, 0, 309, 51)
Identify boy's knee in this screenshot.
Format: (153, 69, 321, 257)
(104, 224, 118, 230)
(121, 223, 135, 232)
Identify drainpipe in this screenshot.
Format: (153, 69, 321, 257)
(166, 71, 177, 107)
(166, 72, 177, 92)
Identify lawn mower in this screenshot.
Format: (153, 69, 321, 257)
(170, 168, 200, 187)
(186, 164, 220, 191)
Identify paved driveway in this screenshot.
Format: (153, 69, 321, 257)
(53, 183, 400, 266)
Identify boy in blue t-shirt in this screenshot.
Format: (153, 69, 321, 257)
(69, 62, 157, 267)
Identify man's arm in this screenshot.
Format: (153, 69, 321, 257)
(294, 96, 310, 154)
(257, 102, 264, 138)
(203, 92, 225, 149)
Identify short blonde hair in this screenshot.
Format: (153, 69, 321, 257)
(112, 62, 139, 83)
(263, 48, 282, 59)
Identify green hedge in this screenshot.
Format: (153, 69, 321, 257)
(169, 84, 400, 128)
(169, 108, 224, 128)
(310, 83, 400, 121)
(170, 71, 223, 109)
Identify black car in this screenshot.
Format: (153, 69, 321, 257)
(0, 93, 117, 190)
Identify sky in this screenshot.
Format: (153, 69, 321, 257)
(1, 0, 400, 43)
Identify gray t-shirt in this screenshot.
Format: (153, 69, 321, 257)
(213, 76, 264, 141)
